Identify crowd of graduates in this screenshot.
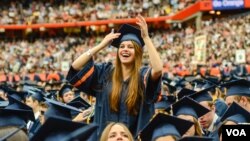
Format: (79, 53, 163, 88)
(1, 72, 250, 141)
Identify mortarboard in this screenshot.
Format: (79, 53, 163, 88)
(62, 123, 98, 141)
(154, 95, 176, 112)
(174, 78, 187, 89)
(0, 95, 35, 127)
(203, 76, 220, 86)
(44, 98, 81, 120)
(164, 83, 177, 94)
(0, 108, 30, 127)
(111, 24, 145, 48)
(58, 84, 73, 97)
(191, 79, 207, 90)
(172, 97, 210, 119)
(26, 89, 45, 102)
(30, 116, 87, 141)
(176, 88, 196, 100)
(178, 136, 213, 141)
(189, 85, 215, 102)
(7, 90, 28, 102)
(45, 89, 58, 100)
(138, 113, 193, 141)
(67, 96, 91, 110)
(220, 79, 250, 97)
(184, 75, 199, 82)
(220, 102, 250, 124)
(5, 95, 35, 121)
(6, 95, 33, 112)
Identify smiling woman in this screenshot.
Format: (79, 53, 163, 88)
(66, 15, 163, 139)
(100, 122, 134, 141)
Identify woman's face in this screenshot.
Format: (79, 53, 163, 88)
(107, 124, 130, 141)
(118, 41, 135, 65)
(178, 114, 196, 137)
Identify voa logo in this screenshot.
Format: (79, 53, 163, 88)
(226, 129, 246, 136)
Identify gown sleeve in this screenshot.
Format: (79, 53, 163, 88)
(66, 58, 112, 96)
(141, 67, 162, 103)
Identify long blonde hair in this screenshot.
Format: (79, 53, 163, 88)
(110, 41, 144, 115)
(100, 122, 134, 141)
(193, 117, 203, 136)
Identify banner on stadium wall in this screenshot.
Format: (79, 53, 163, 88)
(194, 35, 207, 65)
(235, 49, 246, 64)
(212, 0, 244, 10)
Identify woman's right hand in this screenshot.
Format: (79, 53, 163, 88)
(99, 31, 121, 49)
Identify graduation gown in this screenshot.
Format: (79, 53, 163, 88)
(66, 59, 161, 139)
(28, 119, 41, 139)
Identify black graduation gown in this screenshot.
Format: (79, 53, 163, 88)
(66, 59, 161, 139)
(28, 119, 41, 139)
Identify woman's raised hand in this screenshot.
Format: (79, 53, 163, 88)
(100, 29, 121, 49)
(136, 15, 149, 39)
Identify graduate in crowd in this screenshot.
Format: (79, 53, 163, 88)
(221, 79, 250, 112)
(25, 89, 45, 138)
(218, 102, 250, 141)
(66, 15, 162, 138)
(100, 122, 134, 141)
(172, 97, 210, 137)
(137, 113, 194, 141)
(0, 95, 34, 141)
(190, 86, 222, 141)
(58, 83, 75, 103)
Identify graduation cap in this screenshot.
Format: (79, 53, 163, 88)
(154, 95, 176, 112)
(220, 102, 250, 124)
(138, 113, 193, 141)
(27, 89, 45, 102)
(67, 96, 91, 110)
(203, 76, 220, 86)
(111, 24, 145, 48)
(58, 84, 73, 97)
(62, 123, 98, 141)
(172, 97, 210, 119)
(174, 78, 187, 89)
(30, 116, 87, 141)
(178, 136, 213, 141)
(44, 98, 81, 120)
(164, 83, 177, 94)
(220, 79, 250, 97)
(0, 95, 35, 127)
(191, 79, 207, 90)
(45, 89, 58, 100)
(5, 95, 34, 120)
(7, 90, 28, 102)
(0, 83, 15, 91)
(176, 88, 196, 100)
(189, 86, 215, 103)
(184, 75, 199, 82)
(0, 108, 30, 127)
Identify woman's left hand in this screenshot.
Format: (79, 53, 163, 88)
(136, 15, 149, 39)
